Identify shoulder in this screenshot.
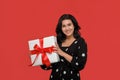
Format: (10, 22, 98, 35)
(77, 37, 87, 44)
(76, 37, 87, 50)
(76, 37, 87, 52)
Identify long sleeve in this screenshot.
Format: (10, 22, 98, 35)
(47, 38, 87, 80)
(40, 64, 53, 70)
(40, 61, 60, 70)
(70, 38, 87, 71)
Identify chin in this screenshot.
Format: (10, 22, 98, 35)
(66, 34, 73, 37)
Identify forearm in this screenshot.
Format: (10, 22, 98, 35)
(54, 43, 73, 63)
(60, 51, 73, 63)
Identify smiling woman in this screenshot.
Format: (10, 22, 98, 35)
(61, 19, 75, 38)
(41, 14, 87, 80)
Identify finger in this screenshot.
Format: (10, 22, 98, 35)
(53, 51, 58, 53)
(53, 47, 57, 51)
(55, 42, 59, 47)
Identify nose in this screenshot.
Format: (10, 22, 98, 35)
(65, 26, 69, 30)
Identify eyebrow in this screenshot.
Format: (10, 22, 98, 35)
(67, 23, 71, 25)
(62, 22, 72, 27)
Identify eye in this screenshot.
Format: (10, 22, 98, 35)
(68, 23, 71, 26)
(62, 25, 66, 27)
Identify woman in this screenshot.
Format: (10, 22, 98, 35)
(41, 14, 87, 80)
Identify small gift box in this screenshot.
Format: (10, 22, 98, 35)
(28, 36, 60, 67)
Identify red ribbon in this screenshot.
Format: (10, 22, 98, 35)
(29, 39, 54, 67)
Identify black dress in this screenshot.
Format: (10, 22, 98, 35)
(41, 37, 87, 80)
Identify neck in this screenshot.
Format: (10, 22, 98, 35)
(66, 35, 75, 40)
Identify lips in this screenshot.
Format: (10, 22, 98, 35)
(65, 30, 71, 34)
(64, 30, 73, 35)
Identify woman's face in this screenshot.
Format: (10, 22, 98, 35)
(61, 19, 74, 37)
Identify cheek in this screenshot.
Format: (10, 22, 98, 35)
(70, 26, 74, 31)
(62, 27, 65, 32)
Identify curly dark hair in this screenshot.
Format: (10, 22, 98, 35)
(56, 14, 81, 43)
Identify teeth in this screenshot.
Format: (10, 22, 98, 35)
(66, 31, 70, 33)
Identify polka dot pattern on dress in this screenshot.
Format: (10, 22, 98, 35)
(82, 53, 85, 57)
(65, 48, 68, 51)
(78, 46, 80, 49)
(77, 73, 79, 76)
(62, 78, 64, 80)
(61, 59, 64, 62)
(51, 75, 53, 78)
(56, 69, 59, 72)
(74, 41, 78, 44)
(76, 57, 78, 59)
(75, 62, 79, 66)
(47, 38, 87, 80)
(71, 71, 73, 74)
(63, 71, 66, 74)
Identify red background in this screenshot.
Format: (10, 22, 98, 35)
(1, 0, 120, 80)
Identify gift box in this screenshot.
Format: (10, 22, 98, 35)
(28, 36, 60, 66)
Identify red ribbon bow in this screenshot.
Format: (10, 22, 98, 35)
(29, 39, 54, 67)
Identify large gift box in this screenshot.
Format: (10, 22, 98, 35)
(28, 36, 60, 66)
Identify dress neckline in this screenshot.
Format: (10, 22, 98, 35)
(61, 39, 77, 48)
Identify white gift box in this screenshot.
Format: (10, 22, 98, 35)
(28, 36, 60, 66)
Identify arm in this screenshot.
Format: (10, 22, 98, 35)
(55, 38, 87, 71)
(55, 48, 73, 63)
(70, 38, 87, 71)
(40, 64, 53, 70)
